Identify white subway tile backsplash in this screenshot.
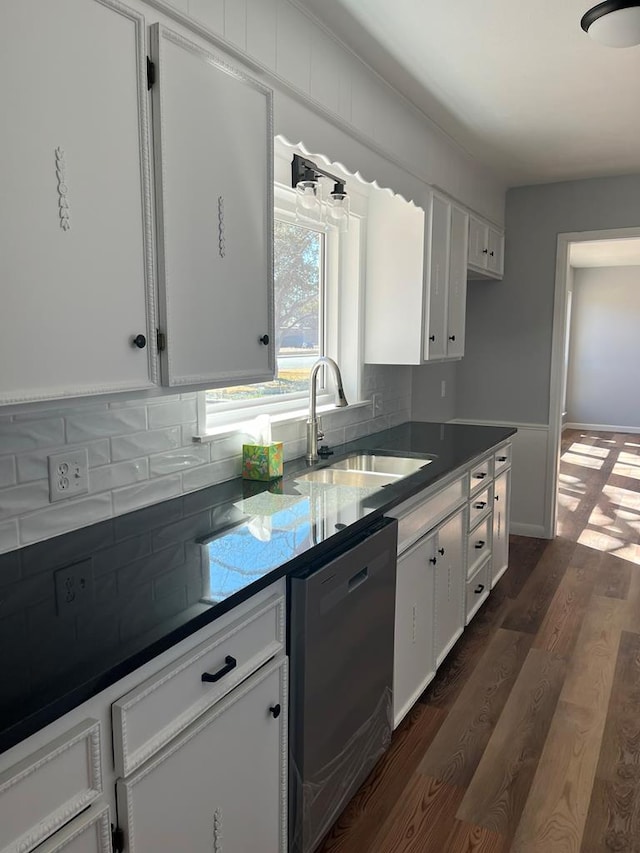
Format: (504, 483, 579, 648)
(0, 520, 19, 554)
(182, 457, 241, 491)
(66, 408, 147, 442)
(112, 475, 182, 515)
(19, 495, 113, 545)
(0, 456, 17, 488)
(148, 399, 197, 429)
(0, 419, 65, 454)
(209, 432, 248, 461)
(149, 446, 210, 477)
(90, 458, 149, 493)
(111, 427, 182, 462)
(181, 423, 198, 445)
(15, 440, 110, 484)
(0, 481, 50, 522)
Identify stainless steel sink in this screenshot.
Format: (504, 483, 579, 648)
(294, 468, 400, 488)
(329, 454, 433, 477)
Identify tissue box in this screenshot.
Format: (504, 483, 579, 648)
(242, 442, 283, 481)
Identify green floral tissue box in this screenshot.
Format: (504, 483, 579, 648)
(242, 442, 283, 481)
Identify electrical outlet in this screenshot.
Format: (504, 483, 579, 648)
(48, 448, 89, 502)
(441, 380, 447, 398)
(372, 393, 383, 415)
(54, 559, 94, 615)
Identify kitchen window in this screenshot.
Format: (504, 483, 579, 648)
(201, 157, 364, 435)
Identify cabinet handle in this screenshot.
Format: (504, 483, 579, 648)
(475, 501, 487, 509)
(497, 455, 507, 462)
(132, 334, 146, 349)
(474, 472, 487, 480)
(474, 583, 485, 594)
(474, 540, 485, 549)
(429, 557, 437, 565)
(448, 335, 456, 341)
(259, 334, 270, 345)
(495, 494, 500, 502)
(482, 248, 488, 254)
(202, 655, 237, 683)
(429, 334, 435, 342)
(438, 547, 445, 556)
(490, 251, 495, 257)
(269, 704, 281, 719)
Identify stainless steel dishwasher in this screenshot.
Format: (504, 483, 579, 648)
(288, 516, 398, 853)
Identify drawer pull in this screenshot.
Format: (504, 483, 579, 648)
(474, 583, 485, 594)
(474, 540, 485, 549)
(474, 472, 487, 479)
(495, 495, 500, 502)
(475, 501, 487, 510)
(497, 455, 508, 462)
(438, 547, 445, 556)
(429, 557, 437, 565)
(269, 703, 281, 719)
(202, 655, 237, 683)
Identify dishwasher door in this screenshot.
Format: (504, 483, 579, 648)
(288, 516, 398, 853)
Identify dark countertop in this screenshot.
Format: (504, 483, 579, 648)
(0, 421, 515, 755)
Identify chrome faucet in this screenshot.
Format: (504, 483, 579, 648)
(306, 357, 348, 462)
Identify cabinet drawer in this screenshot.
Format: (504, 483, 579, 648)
(390, 475, 467, 553)
(494, 444, 512, 475)
(113, 593, 285, 777)
(469, 456, 493, 495)
(468, 487, 492, 529)
(467, 517, 491, 577)
(466, 558, 490, 624)
(0, 720, 102, 853)
(33, 804, 111, 853)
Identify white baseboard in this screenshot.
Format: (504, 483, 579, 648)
(564, 422, 640, 435)
(510, 522, 548, 539)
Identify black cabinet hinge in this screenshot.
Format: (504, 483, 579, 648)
(111, 824, 125, 853)
(147, 56, 156, 90)
(156, 329, 166, 352)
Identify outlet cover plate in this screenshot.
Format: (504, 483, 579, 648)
(54, 559, 94, 615)
(48, 448, 89, 502)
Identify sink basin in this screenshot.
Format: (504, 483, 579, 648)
(329, 454, 433, 477)
(294, 468, 400, 488)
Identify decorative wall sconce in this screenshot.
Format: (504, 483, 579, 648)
(291, 155, 349, 230)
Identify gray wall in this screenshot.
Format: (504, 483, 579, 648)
(567, 265, 640, 428)
(456, 174, 640, 425)
(411, 361, 457, 422)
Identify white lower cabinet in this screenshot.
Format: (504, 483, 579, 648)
(117, 656, 287, 853)
(393, 533, 436, 728)
(492, 468, 511, 586)
(33, 804, 112, 853)
(433, 508, 466, 666)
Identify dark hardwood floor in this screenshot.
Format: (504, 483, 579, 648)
(315, 429, 640, 853)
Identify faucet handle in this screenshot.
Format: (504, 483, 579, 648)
(317, 417, 324, 441)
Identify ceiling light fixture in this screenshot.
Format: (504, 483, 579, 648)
(581, 1, 640, 47)
(291, 155, 349, 229)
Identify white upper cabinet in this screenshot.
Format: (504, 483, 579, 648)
(467, 214, 504, 280)
(151, 25, 275, 389)
(0, 0, 156, 405)
(365, 190, 469, 365)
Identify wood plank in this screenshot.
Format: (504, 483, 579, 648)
(316, 704, 446, 853)
(581, 777, 640, 853)
(418, 629, 532, 787)
(503, 538, 577, 635)
(369, 774, 464, 853)
(593, 552, 632, 600)
(532, 546, 598, 658)
(457, 649, 566, 839)
(498, 535, 549, 601)
(511, 700, 607, 853)
(444, 821, 509, 853)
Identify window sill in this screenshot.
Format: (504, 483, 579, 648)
(193, 399, 371, 443)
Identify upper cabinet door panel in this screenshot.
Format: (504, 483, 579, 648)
(467, 215, 487, 269)
(487, 227, 504, 277)
(424, 195, 450, 361)
(447, 205, 468, 359)
(0, 0, 156, 405)
(152, 26, 274, 388)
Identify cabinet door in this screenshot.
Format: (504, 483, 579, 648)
(393, 534, 436, 728)
(0, 0, 156, 405)
(424, 195, 450, 361)
(446, 205, 469, 359)
(151, 26, 274, 388)
(117, 657, 287, 853)
(467, 215, 488, 270)
(34, 804, 111, 853)
(487, 228, 504, 277)
(492, 469, 511, 586)
(434, 508, 466, 666)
